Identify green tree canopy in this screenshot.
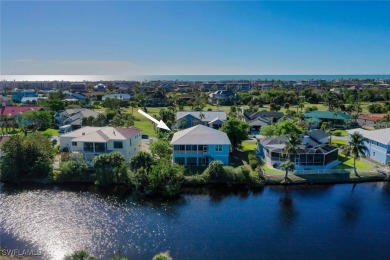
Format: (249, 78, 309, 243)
(0, 132, 55, 182)
(260, 120, 303, 137)
(220, 118, 250, 151)
(150, 140, 171, 160)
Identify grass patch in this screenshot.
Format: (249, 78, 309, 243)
(331, 139, 347, 146)
(331, 129, 348, 137)
(333, 154, 376, 170)
(241, 140, 257, 152)
(41, 128, 59, 137)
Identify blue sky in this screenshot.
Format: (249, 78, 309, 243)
(1, 1, 390, 76)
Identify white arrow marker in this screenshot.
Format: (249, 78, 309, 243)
(138, 109, 171, 131)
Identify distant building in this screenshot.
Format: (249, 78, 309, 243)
(171, 125, 231, 166)
(176, 111, 227, 129)
(177, 84, 191, 93)
(59, 126, 142, 162)
(102, 93, 131, 101)
(357, 114, 386, 128)
(208, 90, 237, 105)
(304, 111, 351, 129)
(21, 97, 46, 104)
(70, 83, 87, 93)
(242, 110, 284, 131)
(12, 89, 38, 103)
(94, 83, 107, 91)
(54, 108, 99, 129)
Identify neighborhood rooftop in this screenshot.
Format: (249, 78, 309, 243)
(347, 128, 390, 145)
(171, 125, 231, 145)
(176, 111, 227, 122)
(61, 126, 141, 142)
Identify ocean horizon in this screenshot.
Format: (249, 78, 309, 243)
(1, 74, 390, 82)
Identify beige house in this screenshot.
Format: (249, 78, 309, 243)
(60, 126, 142, 162)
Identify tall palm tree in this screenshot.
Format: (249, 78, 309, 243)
(343, 132, 368, 176)
(282, 134, 301, 180)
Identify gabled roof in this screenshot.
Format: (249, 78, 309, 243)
(62, 126, 141, 142)
(347, 128, 390, 145)
(171, 125, 231, 145)
(244, 111, 284, 121)
(0, 106, 43, 116)
(176, 111, 227, 122)
(307, 129, 329, 141)
(304, 111, 351, 120)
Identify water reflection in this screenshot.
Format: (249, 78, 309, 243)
(278, 187, 298, 227)
(339, 184, 362, 224)
(3, 183, 390, 259)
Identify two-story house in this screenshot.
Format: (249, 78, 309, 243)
(59, 126, 142, 162)
(171, 125, 231, 166)
(346, 128, 390, 165)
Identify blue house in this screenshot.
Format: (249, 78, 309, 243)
(170, 125, 231, 166)
(12, 89, 38, 103)
(347, 128, 390, 165)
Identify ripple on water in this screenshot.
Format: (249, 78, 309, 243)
(0, 188, 170, 259)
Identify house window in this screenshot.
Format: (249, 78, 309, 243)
(72, 142, 77, 146)
(130, 139, 132, 146)
(215, 145, 222, 152)
(114, 141, 123, 149)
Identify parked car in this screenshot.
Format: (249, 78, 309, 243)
(142, 134, 149, 139)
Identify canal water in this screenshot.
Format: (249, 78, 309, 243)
(1, 182, 390, 259)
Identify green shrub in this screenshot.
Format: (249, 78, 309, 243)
(207, 160, 225, 179)
(148, 161, 185, 197)
(57, 159, 89, 182)
(248, 152, 259, 170)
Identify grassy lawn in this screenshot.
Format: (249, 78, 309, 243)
(41, 128, 59, 137)
(333, 154, 376, 170)
(331, 138, 347, 146)
(261, 163, 285, 175)
(331, 129, 348, 137)
(241, 140, 257, 152)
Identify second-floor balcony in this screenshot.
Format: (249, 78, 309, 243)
(174, 150, 208, 155)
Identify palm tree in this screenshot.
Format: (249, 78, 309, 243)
(179, 117, 187, 129)
(321, 121, 332, 144)
(298, 103, 304, 113)
(281, 160, 295, 181)
(199, 112, 205, 124)
(382, 112, 390, 128)
(343, 132, 368, 176)
(281, 134, 301, 180)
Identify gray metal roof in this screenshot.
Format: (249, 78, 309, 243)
(176, 111, 227, 122)
(171, 125, 231, 145)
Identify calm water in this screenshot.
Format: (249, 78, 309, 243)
(2, 74, 390, 82)
(2, 182, 390, 259)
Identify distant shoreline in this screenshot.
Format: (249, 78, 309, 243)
(2, 74, 390, 82)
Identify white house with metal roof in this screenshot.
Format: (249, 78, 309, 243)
(170, 125, 231, 166)
(347, 128, 390, 165)
(60, 126, 142, 162)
